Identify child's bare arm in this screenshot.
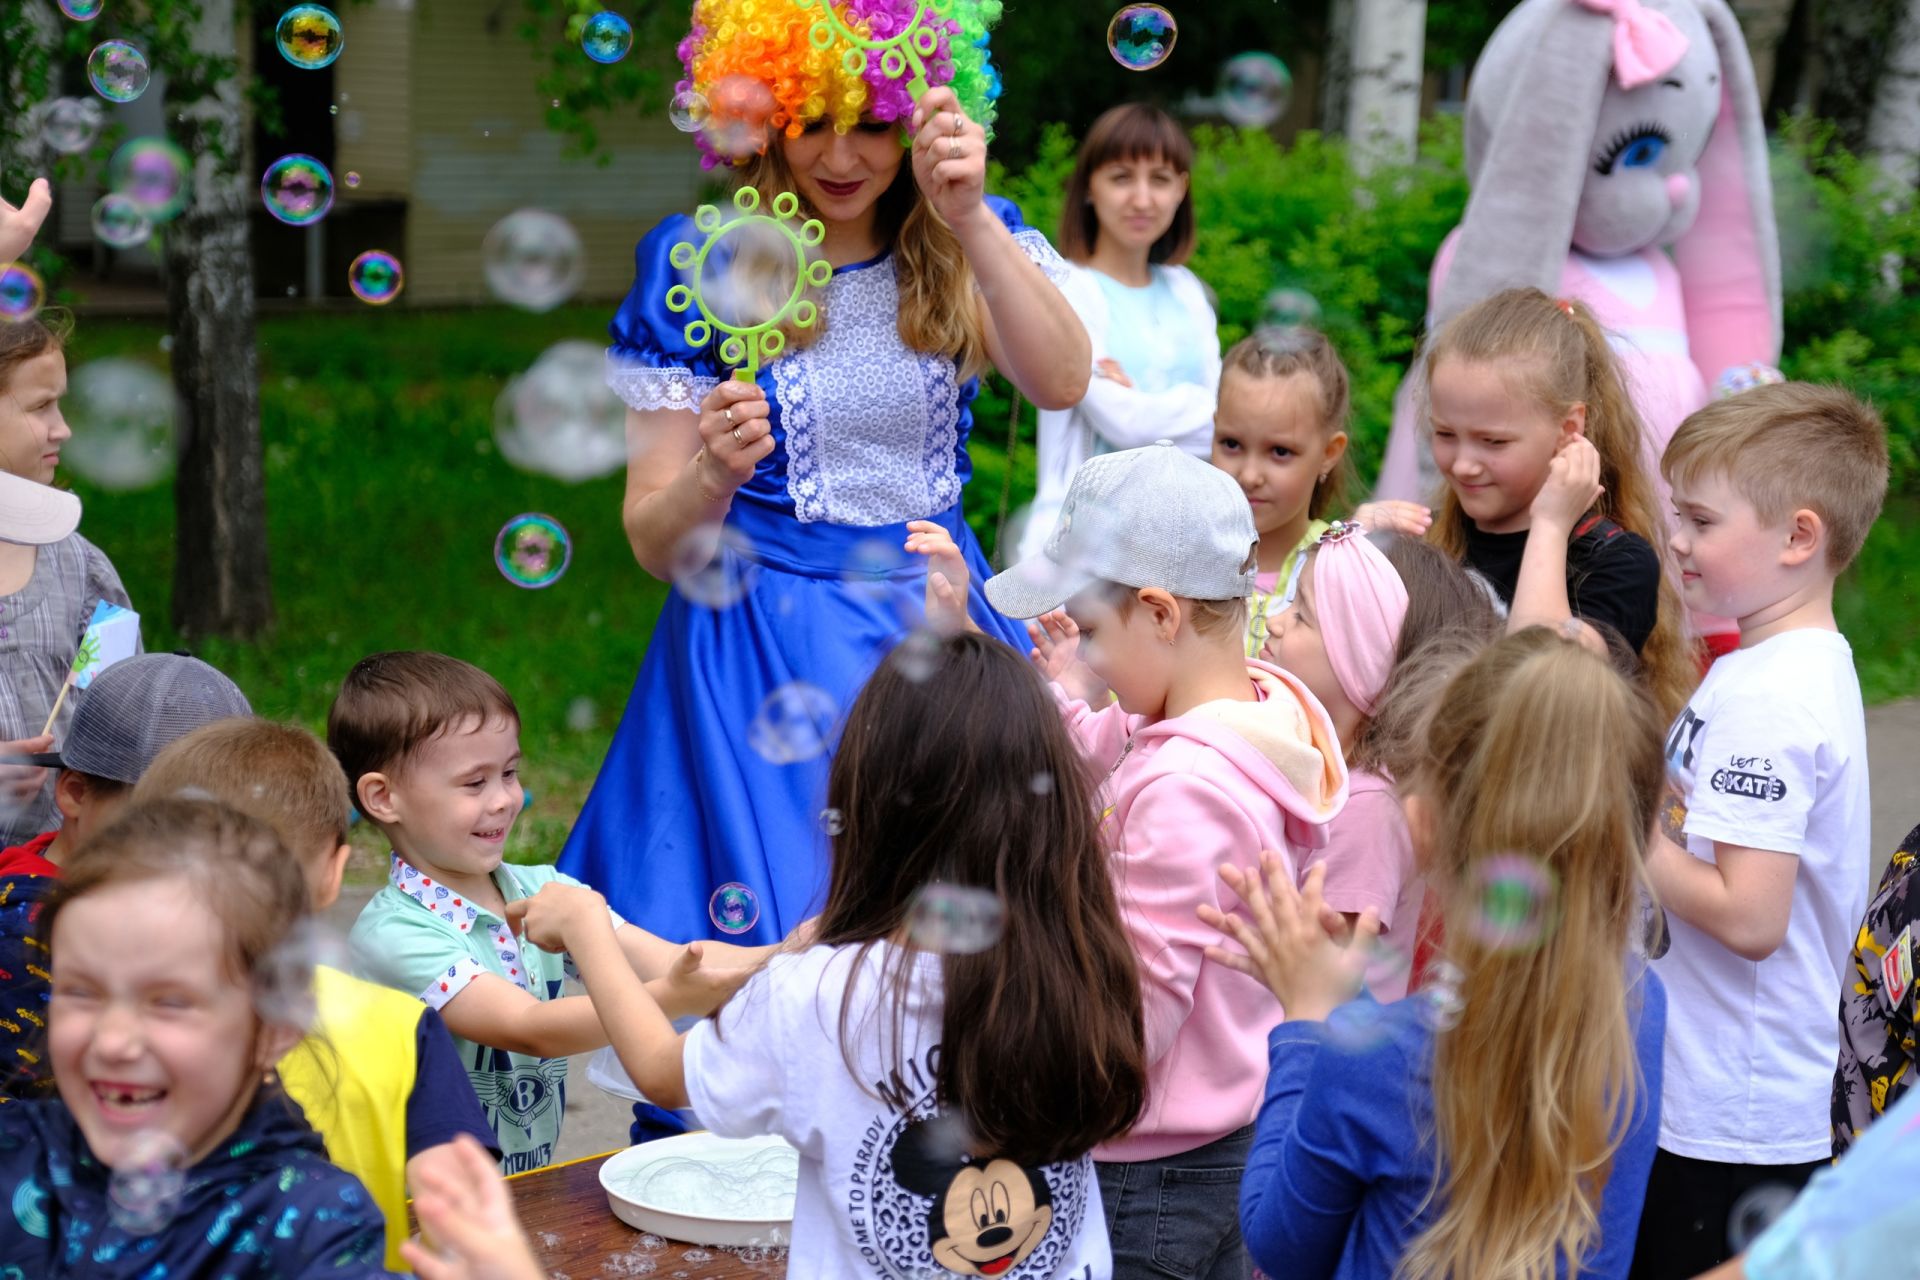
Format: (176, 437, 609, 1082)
(1646, 827, 1798, 962)
(438, 977, 609, 1059)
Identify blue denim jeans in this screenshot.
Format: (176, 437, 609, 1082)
(1096, 1124, 1254, 1280)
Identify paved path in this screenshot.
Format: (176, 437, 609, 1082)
(320, 697, 1920, 1163)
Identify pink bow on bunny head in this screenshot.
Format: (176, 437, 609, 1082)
(1574, 0, 1689, 90)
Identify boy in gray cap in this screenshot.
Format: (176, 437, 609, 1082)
(0, 652, 249, 1093)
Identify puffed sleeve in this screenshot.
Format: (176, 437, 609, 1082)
(984, 194, 1071, 288)
(606, 214, 727, 414)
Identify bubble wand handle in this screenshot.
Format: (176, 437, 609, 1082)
(794, 0, 949, 101)
(665, 188, 833, 384)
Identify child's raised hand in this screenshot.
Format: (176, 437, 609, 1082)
(1028, 609, 1108, 704)
(0, 179, 51, 265)
(1529, 435, 1604, 532)
(402, 1135, 546, 1280)
(905, 519, 977, 636)
(1351, 500, 1431, 538)
(504, 881, 607, 952)
(657, 940, 758, 1017)
(1198, 857, 1380, 1022)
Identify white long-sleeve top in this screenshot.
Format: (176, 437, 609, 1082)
(1017, 261, 1222, 560)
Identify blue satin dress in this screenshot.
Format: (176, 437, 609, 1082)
(559, 197, 1062, 945)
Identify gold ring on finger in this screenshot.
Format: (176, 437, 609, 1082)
(950, 138, 962, 160)
(732, 426, 744, 447)
(723, 407, 735, 425)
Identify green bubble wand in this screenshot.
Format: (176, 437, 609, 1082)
(795, 0, 950, 101)
(666, 187, 834, 383)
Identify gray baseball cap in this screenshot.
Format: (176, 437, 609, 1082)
(30, 653, 252, 783)
(985, 441, 1259, 620)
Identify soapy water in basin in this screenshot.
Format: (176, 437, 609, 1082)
(614, 1147, 800, 1221)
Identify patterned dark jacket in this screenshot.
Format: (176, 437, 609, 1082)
(1832, 823, 1919, 1156)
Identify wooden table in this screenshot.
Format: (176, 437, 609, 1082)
(508, 1151, 787, 1278)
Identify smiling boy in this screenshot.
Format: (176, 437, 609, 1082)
(1630, 383, 1889, 1279)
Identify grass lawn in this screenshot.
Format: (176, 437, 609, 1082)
(61, 307, 1917, 874)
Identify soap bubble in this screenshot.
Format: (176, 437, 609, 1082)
(566, 697, 597, 733)
(682, 1251, 713, 1265)
(482, 209, 585, 312)
(582, 11, 633, 64)
(747, 682, 838, 765)
(0, 265, 45, 324)
(39, 97, 105, 154)
(702, 74, 778, 163)
(1713, 363, 1787, 399)
(1728, 1183, 1797, 1254)
(63, 358, 178, 489)
(59, 0, 106, 19)
(1417, 959, 1465, 1032)
(261, 154, 335, 226)
(1262, 287, 1322, 329)
(107, 1130, 188, 1235)
(109, 137, 192, 223)
(818, 808, 844, 836)
(669, 89, 709, 133)
(92, 194, 152, 249)
(347, 250, 403, 305)
(1029, 772, 1054, 796)
(1323, 993, 1398, 1053)
(343, 170, 362, 188)
(89, 41, 151, 103)
(1107, 5, 1177, 71)
(843, 537, 906, 600)
(907, 884, 1005, 954)
(1466, 853, 1559, 953)
(275, 5, 344, 69)
(1218, 52, 1292, 129)
(253, 919, 347, 1034)
(669, 524, 760, 610)
(708, 882, 761, 935)
(494, 341, 627, 482)
(889, 628, 944, 683)
(494, 514, 571, 589)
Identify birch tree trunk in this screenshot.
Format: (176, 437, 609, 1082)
(1345, 0, 1427, 174)
(1865, 0, 1920, 190)
(1814, 0, 1898, 153)
(168, 0, 273, 638)
(1320, 0, 1355, 136)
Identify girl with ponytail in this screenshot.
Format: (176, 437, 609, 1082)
(1208, 628, 1670, 1279)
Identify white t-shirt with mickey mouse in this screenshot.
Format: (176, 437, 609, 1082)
(1654, 628, 1871, 1164)
(684, 943, 1109, 1280)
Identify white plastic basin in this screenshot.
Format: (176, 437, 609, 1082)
(599, 1130, 799, 1248)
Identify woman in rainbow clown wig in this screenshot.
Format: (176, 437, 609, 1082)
(561, 0, 1088, 950)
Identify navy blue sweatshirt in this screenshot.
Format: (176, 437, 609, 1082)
(1241, 967, 1667, 1278)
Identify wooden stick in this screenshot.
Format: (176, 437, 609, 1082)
(40, 679, 70, 738)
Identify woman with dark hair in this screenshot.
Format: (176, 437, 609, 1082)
(1018, 103, 1221, 559)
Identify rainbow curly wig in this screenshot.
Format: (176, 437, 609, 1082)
(676, 0, 1005, 169)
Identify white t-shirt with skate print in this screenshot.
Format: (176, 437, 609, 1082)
(1654, 627, 1871, 1164)
(684, 943, 1108, 1280)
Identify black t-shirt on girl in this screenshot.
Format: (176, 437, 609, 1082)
(1463, 515, 1662, 652)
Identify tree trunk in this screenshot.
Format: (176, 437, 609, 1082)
(168, 0, 273, 639)
(1813, 0, 1899, 153)
(1320, 0, 1355, 136)
(1729, 0, 1800, 105)
(1865, 0, 1920, 190)
(1345, 0, 1427, 173)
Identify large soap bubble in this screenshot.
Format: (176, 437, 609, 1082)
(494, 341, 628, 482)
(62, 359, 179, 490)
(482, 210, 585, 313)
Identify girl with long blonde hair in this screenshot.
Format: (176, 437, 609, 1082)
(1209, 628, 1670, 1279)
(1423, 287, 1695, 721)
(561, 0, 1091, 985)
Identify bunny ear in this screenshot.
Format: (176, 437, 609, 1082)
(1435, 2, 1618, 326)
(1671, 0, 1782, 382)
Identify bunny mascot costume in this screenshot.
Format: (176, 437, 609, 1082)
(1375, 0, 1781, 509)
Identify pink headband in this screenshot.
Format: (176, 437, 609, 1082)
(1309, 523, 1410, 717)
(1574, 0, 1688, 91)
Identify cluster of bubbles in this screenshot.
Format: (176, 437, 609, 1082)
(494, 513, 573, 589)
(1107, 5, 1177, 72)
(582, 11, 634, 64)
(1466, 853, 1560, 953)
(670, 524, 760, 610)
(275, 5, 344, 70)
(108, 1130, 190, 1235)
(708, 882, 761, 935)
(1417, 958, 1466, 1032)
(494, 341, 627, 482)
(622, 1146, 800, 1219)
(747, 682, 839, 765)
(62, 358, 178, 490)
(88, 40, 152, 104)
(0, 265, 45, 325)
(347, 250, 404, 305)
(59, 0, 106, 19)
(906, 884, 1006, 955)
(39, 96, 105, 154)
(482, 210, 586, 313)
(261, 153, 336, 226)
(1217, 52, 1292, 129)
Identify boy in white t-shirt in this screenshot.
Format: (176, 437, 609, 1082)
(1629, 383, 1889, 1280)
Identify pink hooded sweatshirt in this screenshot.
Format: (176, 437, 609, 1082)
(1061, 659, 1349, 1163)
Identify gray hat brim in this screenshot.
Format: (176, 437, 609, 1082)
(983, 552, 1098, 621)
(0, 473, 79, 547)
